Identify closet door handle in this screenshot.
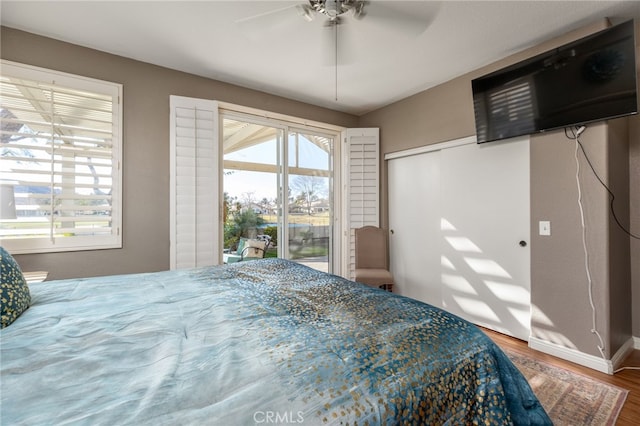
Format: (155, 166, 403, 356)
(519, 240, 527, 247)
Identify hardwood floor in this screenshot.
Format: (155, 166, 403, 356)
(484, 329, 640, 425)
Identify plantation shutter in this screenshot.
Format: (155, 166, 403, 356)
(345, 128, 379, 279)
(169, 96, 220, 269)
(0, 60, 122, 254)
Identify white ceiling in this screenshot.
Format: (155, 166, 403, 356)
(1, 1, 639, 116)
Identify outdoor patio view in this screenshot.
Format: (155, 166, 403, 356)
(222, 117, 334, 272)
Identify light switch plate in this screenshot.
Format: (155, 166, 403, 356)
(539, 221, 551, 236)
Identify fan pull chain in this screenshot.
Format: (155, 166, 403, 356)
(334, 21, 338, 101)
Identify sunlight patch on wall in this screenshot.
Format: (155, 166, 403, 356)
(451, 296, 501, 323)
(444, 236, 482, 253)
(484, 280, 529, 304)
(441, 255, 456, 271)
(463, 257, 512, 279)
(442, 273, 477, 296)
(531, 304, 577, 349)
(507, 307, 532, 329)
(440, 218, 457, 231)
(533, 329, 577, 349)
(531, 303, 555, 327)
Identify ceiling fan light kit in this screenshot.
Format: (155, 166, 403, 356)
(305, 0, 367, 22)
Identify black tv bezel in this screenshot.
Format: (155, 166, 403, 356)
(472, 19, 638, 144)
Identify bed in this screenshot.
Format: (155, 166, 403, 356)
(1, 257, 551, 425)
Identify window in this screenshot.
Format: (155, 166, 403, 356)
(0, 60, 122, 253)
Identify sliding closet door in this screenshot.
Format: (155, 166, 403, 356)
(440, 137, 530, 340)
(388, 136, 530, 341)
(388, 151, 442, 306)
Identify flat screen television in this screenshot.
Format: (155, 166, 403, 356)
(472, 19, 638, 144)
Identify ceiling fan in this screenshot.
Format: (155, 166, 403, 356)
(236, 1, 436, 99)
(296, 0, 366, 25)
(237, 1, 434, 53)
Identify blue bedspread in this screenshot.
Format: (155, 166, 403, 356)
(1, 259, 550, 425)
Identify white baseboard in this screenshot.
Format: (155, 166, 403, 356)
(610, 338, 635, 374)
(528, 336, 635, 375)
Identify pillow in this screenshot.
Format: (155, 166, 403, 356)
(1, 246, 31, 328)
(242, 239, 266, 259)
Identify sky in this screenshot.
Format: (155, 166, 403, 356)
(224, 134, 330, 202)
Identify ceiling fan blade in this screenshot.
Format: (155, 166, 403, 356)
(235, 3, 299, 25)
(235, 3, 308, 40)
(361, 1, 440, 37)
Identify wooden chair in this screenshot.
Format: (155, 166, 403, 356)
(354, 226, 394, 292)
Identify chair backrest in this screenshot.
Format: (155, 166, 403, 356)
(236, 237, 248, 254)
(241, 234, 272, 259)
(355, 226, 388, 269)
(256, 234, 272, 249)
(242, 239, 267, 259)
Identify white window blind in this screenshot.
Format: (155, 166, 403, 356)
(0, 60, 122, 254)
(344, 128, 379, 279)
(169, 96, 220, 269)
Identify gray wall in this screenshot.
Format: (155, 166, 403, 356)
(359, 19, 638, 355)
(631, 111, 640, 338)
(529, 124, 627, 358)
(1, 27, 358, 280)
(607, 118, 632, 352)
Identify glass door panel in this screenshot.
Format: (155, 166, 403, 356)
(286, 130, 332, 273)
(222, 118, 282, 261)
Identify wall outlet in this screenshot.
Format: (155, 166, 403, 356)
(539, 221, 551, 236)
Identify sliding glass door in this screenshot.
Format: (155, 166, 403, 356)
(222, 114, 335, 273)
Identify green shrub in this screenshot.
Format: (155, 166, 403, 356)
(263, 226, 278, 246)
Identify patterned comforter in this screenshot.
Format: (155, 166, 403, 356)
(0, 258, 550, 425)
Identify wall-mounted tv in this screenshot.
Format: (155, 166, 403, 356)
(472, 19, 638, 144)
